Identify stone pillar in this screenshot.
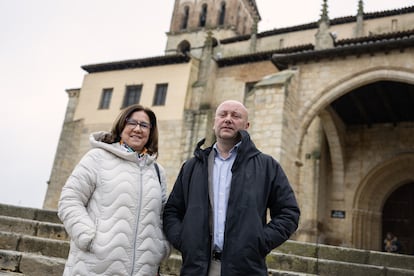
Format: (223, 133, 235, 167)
(296, 117, 323, 243)
(249, 17, 258, 53)
(43, 89, 82, 210)
(184, 31, 217, 162)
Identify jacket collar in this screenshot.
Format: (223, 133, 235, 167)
(194, 130, 260, 162)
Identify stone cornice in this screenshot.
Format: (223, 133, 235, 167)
(216, 44, 314, 67)
(81, 54, 191, 73)
(272, 29, 414, 70)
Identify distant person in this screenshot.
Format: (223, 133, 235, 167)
(383, 232, 402, 253)
(163, 100, 300, 275)
(58, 104, 170, 275)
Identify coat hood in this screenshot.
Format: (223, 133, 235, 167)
(90, 131, 157, 165)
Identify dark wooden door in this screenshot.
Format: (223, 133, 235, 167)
(382, 182, 414, 255)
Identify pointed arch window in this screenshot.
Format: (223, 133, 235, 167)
(199, 4, 208, 27)
(218, 2, 226, 26)
(181, 6, 190, 30)
(177, 40, 191, 55)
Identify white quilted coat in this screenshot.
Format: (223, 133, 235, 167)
(58, 132, 170, 276)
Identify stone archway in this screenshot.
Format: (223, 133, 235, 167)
(352, 153, 414, 250)
(295, 68, 414, 160)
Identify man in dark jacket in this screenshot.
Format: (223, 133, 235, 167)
(163, 100, 300, 275)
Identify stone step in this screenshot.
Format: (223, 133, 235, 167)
(317, 258, 414, 276)
(0, 271, 24, 276)
(275, 240, 414, 271)
(0, 204, 60, 224)
(0, 249, 65, 276)
(269, 269, 317, 276)
(0, 231, 69, 259)
(267, 251, 414, 276)
(368, 250, 414, 271)
(0, 215, 68, 241)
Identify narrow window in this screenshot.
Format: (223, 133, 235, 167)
(279, 38, 284, 48)
(218, 2, 226, 25)
(181, 6, 190, 29)
(99, 88, 113, 109)
(199, 4, 208, 27)
(122, 85, 142, 108)
(391, 19, 398, 31)
(235, 5, 240, 27)
(153, 83, 168, 106)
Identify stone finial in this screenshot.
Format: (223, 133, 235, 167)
(319, 0, 329, 25)
(355, 0, 365, 37)
(357, 0, 364, 16)
(315, 0, 334, 50)
(251, 15, 258, 34)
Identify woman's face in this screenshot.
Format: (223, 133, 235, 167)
(121, 110, 151, 152)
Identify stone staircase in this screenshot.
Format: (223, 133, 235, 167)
(0, 204, 68, 275)
(1, 203, 414, 276)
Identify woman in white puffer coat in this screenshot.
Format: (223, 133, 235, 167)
(58, 104, 170, 276)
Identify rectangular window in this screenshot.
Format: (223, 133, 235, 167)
(122, 85, 142, 108)
(153, 83, 168, 106)
(98, 88, 113, 109)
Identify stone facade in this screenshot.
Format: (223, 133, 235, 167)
(44, 0, 414, 254)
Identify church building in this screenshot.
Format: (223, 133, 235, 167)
(44, 0, 414, 254)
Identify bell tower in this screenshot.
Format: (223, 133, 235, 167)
(165, 0, 260, 57)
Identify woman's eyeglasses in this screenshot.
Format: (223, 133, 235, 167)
(125, 118, 151, 131)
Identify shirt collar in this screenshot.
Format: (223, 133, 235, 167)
(213, 141, 241, 157)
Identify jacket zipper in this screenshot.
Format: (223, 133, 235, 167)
(130, 162, 144, 275)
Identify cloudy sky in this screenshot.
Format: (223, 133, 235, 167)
(1, 0, 412, 209)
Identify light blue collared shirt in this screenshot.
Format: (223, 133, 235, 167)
(212, 142, 240, 250)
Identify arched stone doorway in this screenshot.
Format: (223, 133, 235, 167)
(296, 68, 414, 151)
(352, 154, 414, 251)
(382, 181, 414, 254)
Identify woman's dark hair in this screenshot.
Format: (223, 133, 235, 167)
(99, 104, 159, 155)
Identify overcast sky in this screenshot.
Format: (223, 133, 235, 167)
(1, 0, 412, 209)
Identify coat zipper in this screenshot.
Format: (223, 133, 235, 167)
(130, 162, 144, 275)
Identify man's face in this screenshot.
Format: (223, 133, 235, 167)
(213, 101, 249, 141)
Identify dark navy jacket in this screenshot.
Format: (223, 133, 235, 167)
(163, 130, 300, 275)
